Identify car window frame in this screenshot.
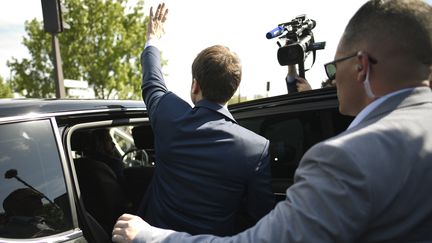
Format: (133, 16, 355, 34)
(64, 117, 149, 199)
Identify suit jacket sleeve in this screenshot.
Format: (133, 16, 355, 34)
(245, 140, 275, 220)
(134, 141, 372, 243)
(141, 46, 169, 121)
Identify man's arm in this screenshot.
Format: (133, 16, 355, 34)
(113, 142, 371, 243)
(141, 3, 169, 119)
(245, 140, 275, 221)
(286, 65, 312, 92)
(141, 47, 167, 118)
(296, 77, 312, 92)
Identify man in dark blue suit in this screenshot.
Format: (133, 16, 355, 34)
(136, 3, 274, 236)
(114, 1, 432, 242)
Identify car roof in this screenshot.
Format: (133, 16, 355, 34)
(0, 99, 146, 118)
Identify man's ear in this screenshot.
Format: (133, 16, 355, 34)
(356, 51, 370, 82)
(191, 79, 201, 94)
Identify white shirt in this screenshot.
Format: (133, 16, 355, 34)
(145, 38, 161, 49)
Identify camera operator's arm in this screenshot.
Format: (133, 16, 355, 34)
(286, 65, 312, 93)
(296, 77, 312, 92)
(286, 65, 297, 82)
(285, 65, 298, 93)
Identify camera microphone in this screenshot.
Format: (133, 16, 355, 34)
(266, 26, 284, 39)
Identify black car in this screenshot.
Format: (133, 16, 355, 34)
(0, 87, 352, 242)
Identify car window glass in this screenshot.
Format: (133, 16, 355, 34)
(70, 125, 150, 169)
(0, 120, 73, 239)
(238, 108, 351, 198)
(111, 126, 154, 168)
(238, 111, 324, 179)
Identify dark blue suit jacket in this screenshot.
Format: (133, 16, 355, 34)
(137, 46, 274, 236)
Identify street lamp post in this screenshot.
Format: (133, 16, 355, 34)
(52, 33, 65, 98)
(41, 0, 67, 98)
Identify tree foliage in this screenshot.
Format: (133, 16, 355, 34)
(228, 94, 265, 105)
(0, 76, 13, 98)
(7, 0, 150, 99)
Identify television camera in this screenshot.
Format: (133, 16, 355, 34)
(267, 14, 326, 92)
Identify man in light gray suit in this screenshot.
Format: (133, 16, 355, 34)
(112, 0, 432, 242)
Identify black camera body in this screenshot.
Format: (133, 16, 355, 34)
(273, 14, 326, 77)
(268, 14, 325, 93)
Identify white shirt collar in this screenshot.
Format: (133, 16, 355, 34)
(347, 88, 414, 130)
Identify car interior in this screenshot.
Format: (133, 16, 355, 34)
(69, 124, 155, 236)
(66, 107, 352, 238)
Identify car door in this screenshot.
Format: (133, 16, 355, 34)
(229, 88, 353, 202)
(0, 118, 84, 242)
(61, 115, 154, 241)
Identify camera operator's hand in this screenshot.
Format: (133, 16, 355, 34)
(147, 3, 169, 42)
(296, 77, 312, 92)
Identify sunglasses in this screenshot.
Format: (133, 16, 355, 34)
(324, 52, 378, 81)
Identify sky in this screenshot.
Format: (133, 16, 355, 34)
(1, 0, 431, 101)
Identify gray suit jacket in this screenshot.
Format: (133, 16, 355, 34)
(135, 87, 432, 242)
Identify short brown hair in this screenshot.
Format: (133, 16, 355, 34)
(342, 0, 432, 65)
(191, 45, 242, 103)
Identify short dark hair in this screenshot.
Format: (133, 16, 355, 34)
(191, 45, 242, 103)
(342, 0, 432, 65)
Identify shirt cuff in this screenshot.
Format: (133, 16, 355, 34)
(145, 38, 161, 50)
(286, 74, 297, 84)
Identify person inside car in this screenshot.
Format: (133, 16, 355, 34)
(83, 129, 126, 188)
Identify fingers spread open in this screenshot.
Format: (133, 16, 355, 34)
(149, 6, 154, 20)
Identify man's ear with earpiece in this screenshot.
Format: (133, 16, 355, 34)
(356, 52, 370, 82)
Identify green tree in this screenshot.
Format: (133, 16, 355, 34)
(228, 95, 249, 105)
(0, 76, 13, 98)
(228, 94, 265, 105)
(7, 0, 151, 99)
